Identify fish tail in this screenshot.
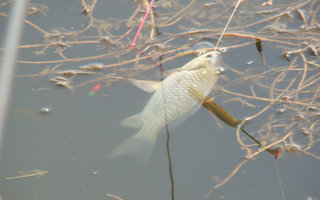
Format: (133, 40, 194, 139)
(108, 128, 158, 164)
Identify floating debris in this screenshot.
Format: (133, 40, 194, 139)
(50, 76, 67, 82)
(78, 63, 103, 71)
(40, 107, 50, 114)
(6, 170, 48, 180)
(307, 106, 318, 111)
(284, 143, 302, 153)
(281, 95, 292, 101)
(55, 70, 99, 76)
(204, 2, 216, 8)
(261, 21, 287, 32)
(261, 0, 273, 6)
(247, 60, 255, 65)
(91, 171, 98, 176)
(50, 77, 74, 91)
(101, 36, 118, 46)
(276, 107, 286, 114)
(301, 127, 311, 135)
(283, 49, 290, 61)
(28, 4, 49, 16)
(295, 113, 305, 120)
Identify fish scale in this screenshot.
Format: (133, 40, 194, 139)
(144, 70, 215, 122)
(109, 51, 221, 163)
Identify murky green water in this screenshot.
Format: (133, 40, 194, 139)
(1, 0, 319, 200)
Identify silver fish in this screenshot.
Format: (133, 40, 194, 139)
(109, 51, 221, 163)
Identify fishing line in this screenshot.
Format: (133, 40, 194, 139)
(128, 2, 175, 198)
(215, 0, 242, 49)
(165, 113, 175, 200)
(155, 27, 175, 200)
(159, 58, 175, 200)
(129, 0, 155, 48)
(274, 160, 286, 200)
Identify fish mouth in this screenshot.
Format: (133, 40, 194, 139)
(199, 51, 220, 60)
(204, 51, 221, 67)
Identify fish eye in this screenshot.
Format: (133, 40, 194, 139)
(206, 54, 212, 58)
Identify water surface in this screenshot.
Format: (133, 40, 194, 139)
(0, 0, 319, 200)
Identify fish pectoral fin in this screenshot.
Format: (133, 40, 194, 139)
(120, 113, 142, 129)
(129, 79, 161, 93)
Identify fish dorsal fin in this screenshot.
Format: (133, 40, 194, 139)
(120, 113, 142, 129)
(129, 79, 161, 93)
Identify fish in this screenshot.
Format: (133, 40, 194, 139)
(108, 51, 221, 163)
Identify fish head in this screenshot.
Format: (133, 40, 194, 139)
(182, 51, 221, 72)
(196, 51, 221, 69)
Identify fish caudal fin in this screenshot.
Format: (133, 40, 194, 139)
(120, 113, 142, 129)
(108, 131, 157, 164)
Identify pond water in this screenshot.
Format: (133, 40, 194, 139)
(0, 0, 319, 200)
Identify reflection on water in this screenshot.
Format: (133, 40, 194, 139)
(0, 0, 320, 200)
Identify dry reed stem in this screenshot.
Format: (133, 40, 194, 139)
(106, 194, 123, 200)
(247, 131, 293, 159)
